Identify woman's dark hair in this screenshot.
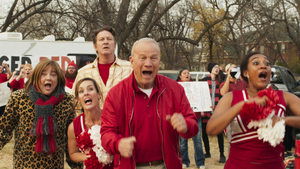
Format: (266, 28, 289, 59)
(176, 68, 189, 81)
(240, 51, 261, 82)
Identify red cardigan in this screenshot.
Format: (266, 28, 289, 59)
(9, 78, 25, 91)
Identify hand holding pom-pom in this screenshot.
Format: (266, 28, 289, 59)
(240, 88, 284, 147)
(76, 125, 112, 169)
(240, 87, 279, 125)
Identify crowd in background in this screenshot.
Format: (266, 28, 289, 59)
(1, 25, 300, 169)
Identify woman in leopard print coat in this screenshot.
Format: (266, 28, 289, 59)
(0, 59, 81, 169)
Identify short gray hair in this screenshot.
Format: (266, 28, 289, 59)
(131, 38, 160, 56)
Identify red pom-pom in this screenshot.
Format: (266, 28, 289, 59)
(76, 130, 104, 169)
(240, 87, 279, 125)
(84, 150, 103, 169)
(76, 131, 94, 151)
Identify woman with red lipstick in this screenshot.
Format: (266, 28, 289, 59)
(0, 59, 79, 168)
(68, 77, 113, 169)
(207, 52, 300, 169)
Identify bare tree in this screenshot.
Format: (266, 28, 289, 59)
(1, 0, 53, 32)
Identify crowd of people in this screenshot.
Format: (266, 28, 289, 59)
(1, 25, 300, 169)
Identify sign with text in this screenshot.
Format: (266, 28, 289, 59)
(0, 55, 76, 72)
(0, 82, 11, 107)
(179, 81, 212, 112)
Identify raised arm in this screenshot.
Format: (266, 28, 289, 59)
(3, 63, 11, 79)
(220, 77, 231, 96)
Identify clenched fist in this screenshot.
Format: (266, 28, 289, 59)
(118, 136, 136, 158)
(166, 113, 187, 134)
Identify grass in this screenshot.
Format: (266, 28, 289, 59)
(0, 136, 227, 169)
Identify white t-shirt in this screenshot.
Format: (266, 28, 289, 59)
(139, 87, 153, 98)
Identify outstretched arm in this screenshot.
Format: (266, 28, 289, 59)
(283, 92, 300, 128)
(207, 92, 268, 135)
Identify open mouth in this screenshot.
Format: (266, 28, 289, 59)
(258, 72, 267, 79)
(142, 70, 153, 76)
(44, 83, 52, 89)
(84, 99, 92, 104)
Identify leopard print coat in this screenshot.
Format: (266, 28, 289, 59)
(0, 89, 82, 169)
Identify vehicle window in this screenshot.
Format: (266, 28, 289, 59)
(68, 53, 97, 69)
(271, 69, 283, 84)
(284, 70, 297, 90)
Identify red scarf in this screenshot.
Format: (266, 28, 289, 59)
(29, 86, 64, 154)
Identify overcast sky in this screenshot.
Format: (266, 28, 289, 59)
(0, 0, 13, 19)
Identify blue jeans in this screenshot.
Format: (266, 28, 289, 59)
(180, 120, 205, 167)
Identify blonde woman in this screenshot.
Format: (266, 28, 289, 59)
(68, 77, 112, 169)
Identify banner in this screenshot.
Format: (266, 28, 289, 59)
(179, 81, 212, 112)
(0, 82, 11, 107)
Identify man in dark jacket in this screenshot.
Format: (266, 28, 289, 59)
(101, 38, 198, 169)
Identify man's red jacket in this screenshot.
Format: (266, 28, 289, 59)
(101, 73, 198, 169)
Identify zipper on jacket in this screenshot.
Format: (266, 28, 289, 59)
(156, 88, 167, 168)
(130, 90, 136, 169)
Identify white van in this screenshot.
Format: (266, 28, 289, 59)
(0, 32, 97, 107)
(0, 32, 97, 72)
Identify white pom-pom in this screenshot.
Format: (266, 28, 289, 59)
(88, 125, 113, 164)
(247, 112, 285, 147)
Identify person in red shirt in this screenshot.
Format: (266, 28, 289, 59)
(207, 52, 300, 169)
(68, 77, 113, 169)
(101, 38, 198, 169)
(65, 61, 78, 90)
(8, 64, 32, 91)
